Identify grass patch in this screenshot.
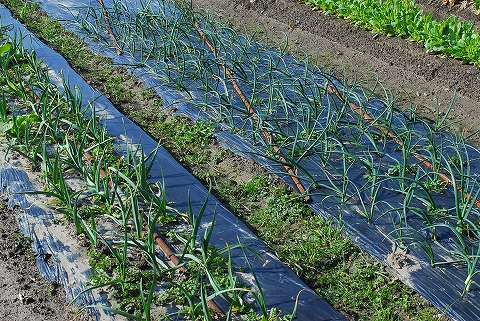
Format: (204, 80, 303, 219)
(0, 0, 449, 320)
(221, 180, 446, 321)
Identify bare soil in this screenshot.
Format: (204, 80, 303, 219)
(0, 203, 90, 321)
(191, 0, 480, 144)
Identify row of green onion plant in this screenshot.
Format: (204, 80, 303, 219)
(74, 0, 480, 294)
(0, 32, 297, 320)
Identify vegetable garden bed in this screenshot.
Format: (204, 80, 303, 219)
(211, 0, 480, 148)
(3, 0, 480, 320)
(418, 0, 480, 25)
(302, 0, 480, 66)
(9, 0, 480, 320)
(0, 1, 452, 320)
(0, 6, 342, 320)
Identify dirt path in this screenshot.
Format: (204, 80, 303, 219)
(191, 0, 480, 144)
(0, 203, 90, 321)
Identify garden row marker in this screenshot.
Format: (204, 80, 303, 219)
(194, 22, 310, 201)
(97, 0, 123, 55)
(326, 84, 480, 209)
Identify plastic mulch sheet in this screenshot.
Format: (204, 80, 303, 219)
(0, 166, 116, 321)
(0, 4, 347, 321)
(7, 0, 480, 320)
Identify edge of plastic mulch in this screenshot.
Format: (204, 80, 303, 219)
(0, 165, 117, 321)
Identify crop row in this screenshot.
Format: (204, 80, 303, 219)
(304, 0, 480, 66)
(0, 32, 295, 320)
(76, 0, 480, 294)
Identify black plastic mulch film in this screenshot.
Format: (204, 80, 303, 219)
(2, 0, 480, 320)
(0, 3, 346, 321)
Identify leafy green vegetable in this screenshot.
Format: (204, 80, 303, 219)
(304, 0, 480, 66)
